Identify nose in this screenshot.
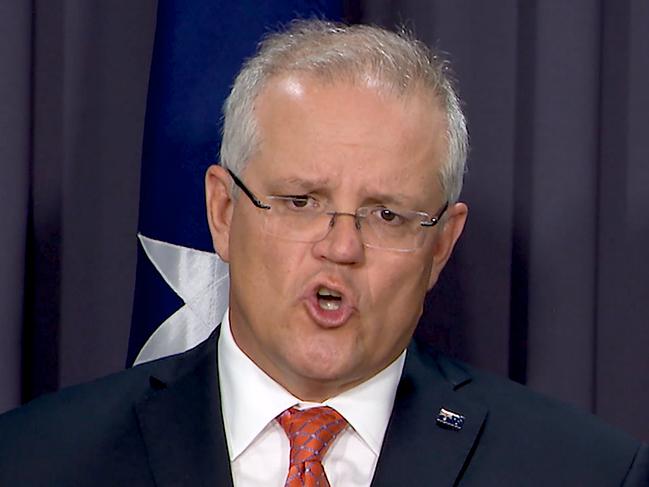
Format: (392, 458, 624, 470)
(312, 212, 365, 265)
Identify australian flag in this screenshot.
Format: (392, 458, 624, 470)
(127, 1, 351, 366)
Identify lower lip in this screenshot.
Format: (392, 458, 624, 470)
(304, 295, 354, 328)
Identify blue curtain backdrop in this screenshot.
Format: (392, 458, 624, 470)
(128, 1, 350, 364)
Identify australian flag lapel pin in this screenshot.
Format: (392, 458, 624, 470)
(436, 408, 465, 431)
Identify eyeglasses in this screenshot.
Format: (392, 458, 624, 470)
(228, 169, 448, 252)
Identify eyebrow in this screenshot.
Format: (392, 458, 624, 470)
(268, 176, 421, 209)
(362, 190, 413, 208)
(270, 176, 332, 192)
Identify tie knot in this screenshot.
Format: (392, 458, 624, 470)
(277, 406, 347, 465)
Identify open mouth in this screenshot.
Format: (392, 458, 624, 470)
(316, 286, 343, 311)
(303, 280, 355, 328)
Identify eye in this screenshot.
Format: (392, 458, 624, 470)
(289, 197, 308, 208)
(380, 209, 397, 222)
(371, 207, 406, 226)
(283, 195, 319, 211)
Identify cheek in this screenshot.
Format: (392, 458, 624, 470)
(229, 212, 272, 297)
(231, 215, 312, 297)
(365, 254, 432, 311)
(261, 240, 312, 280)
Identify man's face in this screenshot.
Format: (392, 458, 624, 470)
(206, 75, 467, 401)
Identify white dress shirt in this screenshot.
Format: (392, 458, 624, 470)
(218, 310, 406, 487)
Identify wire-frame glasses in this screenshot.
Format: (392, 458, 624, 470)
(228, 169, 448, 252)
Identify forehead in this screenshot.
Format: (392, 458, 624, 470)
(248, 75, 447, 203)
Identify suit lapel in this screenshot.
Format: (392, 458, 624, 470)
(135, 330, 233, 487)
(371, 343, 487, 487)
(132, 329, 485, 486)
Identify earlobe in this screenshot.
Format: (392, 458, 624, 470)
(426, 202, 468, 290)
(205, 164, 234, 262)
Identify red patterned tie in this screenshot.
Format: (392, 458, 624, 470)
(277, 406, 348, 487)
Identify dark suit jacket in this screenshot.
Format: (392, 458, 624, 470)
(1, 327, 647, 486)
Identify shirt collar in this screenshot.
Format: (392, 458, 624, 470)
(322, 352, 405, 455)
(218, 309, 406, 459)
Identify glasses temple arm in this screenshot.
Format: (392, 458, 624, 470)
(227, 168, 271, 210)
(421, 201, 449, 227)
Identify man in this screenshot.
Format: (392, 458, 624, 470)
(0, 20, 647, 486)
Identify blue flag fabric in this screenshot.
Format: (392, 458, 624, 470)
(128, 1, 348, 365)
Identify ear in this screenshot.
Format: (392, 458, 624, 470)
(427, 202, 468, 290)
(205, 164, 234, 262)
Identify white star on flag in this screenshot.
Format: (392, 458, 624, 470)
(133, 234, 229, 365)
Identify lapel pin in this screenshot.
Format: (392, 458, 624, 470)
(436, 408, 465, 431)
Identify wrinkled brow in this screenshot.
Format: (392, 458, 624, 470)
(269, 176, 420, 209)
(270, 176, 332, 192)
(361, 188, 416, 208)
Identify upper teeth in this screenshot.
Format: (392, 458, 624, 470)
(318, 287, 341, 298)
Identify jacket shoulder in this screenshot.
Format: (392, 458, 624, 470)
(423, 346, 646, 485)
(0, 329, 218, 485)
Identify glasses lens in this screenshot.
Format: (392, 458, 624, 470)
(361, 207, 424, 251)
(261, 198, 331, 243)
(260, 200, 426, 252)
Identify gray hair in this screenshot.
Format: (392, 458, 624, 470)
(220, 20, 468, 204)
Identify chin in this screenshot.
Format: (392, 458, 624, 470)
(290, 349, 356, 383)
